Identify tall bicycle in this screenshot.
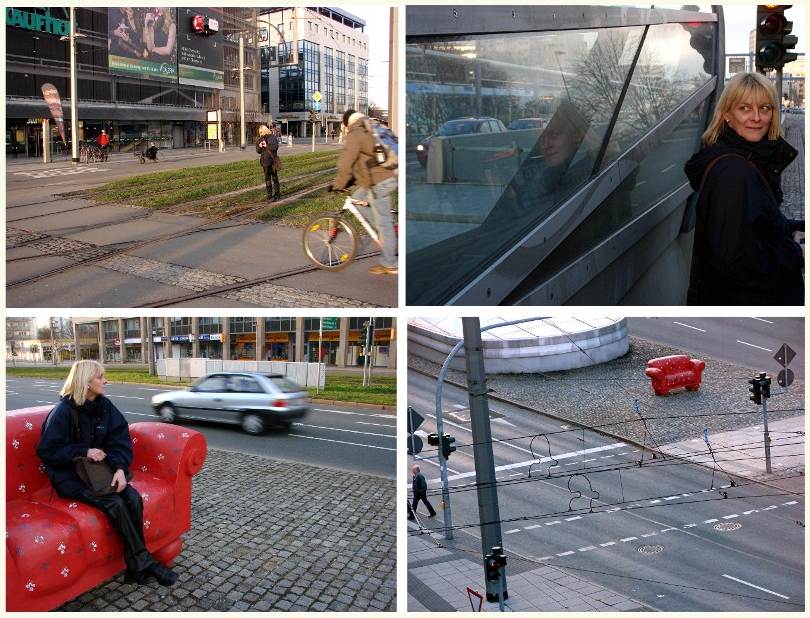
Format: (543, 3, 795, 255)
(302, 190, 398, 270)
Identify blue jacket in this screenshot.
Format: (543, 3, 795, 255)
(36, 395, 133, 492)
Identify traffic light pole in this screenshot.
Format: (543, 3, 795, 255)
(762, 396, 772, 474)
(462, 318, 506, 603)
(435, 339, 463, 540)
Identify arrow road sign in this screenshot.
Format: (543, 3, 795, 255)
(774, 343, 796, 367)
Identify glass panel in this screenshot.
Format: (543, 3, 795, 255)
(406, 27, 642, 304)
(268, 375, 303, 393)
(196, 375, 227, 392)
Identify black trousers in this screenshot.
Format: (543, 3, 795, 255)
(410, 493, 436, 517)
(263, 165, 280, 198)
(57, 481, 155, 573)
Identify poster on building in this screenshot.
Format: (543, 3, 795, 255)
(177, 7, 225, 88)
(108, 8, 178, 82)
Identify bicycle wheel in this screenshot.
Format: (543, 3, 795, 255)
(302, 213, 358, 270)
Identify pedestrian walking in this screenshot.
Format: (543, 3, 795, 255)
(684, 72, 804, 305)
(330, 109, 398, 275)
(97, 129, 110, 160)
(256, 124, 280, 201)
(36, 360, 178, 587)
(409, 465, 436, 519)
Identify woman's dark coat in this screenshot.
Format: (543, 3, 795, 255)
(256, 134, 280, 170)
(684, 127, 803, 305)
(37, 395, 133, 495)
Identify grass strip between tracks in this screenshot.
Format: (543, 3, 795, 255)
(6, 366, 396, 406)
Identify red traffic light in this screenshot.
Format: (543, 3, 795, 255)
(759, 13, 788, 35)
(192, 15, 206, 32)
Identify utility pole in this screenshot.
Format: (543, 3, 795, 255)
(239, 33, 246, 150)
(388, 7, 398, 131)
(749, 371, 773, 473)
(147, 316, 156, 377)
(50, 317, 58, 366)
(462, 317, 506, 603)
(69, 6, 79, 164)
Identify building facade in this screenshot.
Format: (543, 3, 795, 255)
(6, 7, 266, 158)
(6, 317, 37, 358)
(259, 7, 369, 137)
(72, 316, 397, 368)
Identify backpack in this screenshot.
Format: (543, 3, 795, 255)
(363, 118, 398, 170)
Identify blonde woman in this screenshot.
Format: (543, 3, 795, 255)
(36, 360, 178, 586)
(684, 72, 803, 305)
(256, 124, 280, 201)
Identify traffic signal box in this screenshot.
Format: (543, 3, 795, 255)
(309, 110, 318, 124)
(756, 5, 798, 71)
(749, 372, 772, 405)
(427, 432, 457, 459)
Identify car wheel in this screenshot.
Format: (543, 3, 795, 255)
(158, 404, 176, 423)
(242, 414, 265, 435)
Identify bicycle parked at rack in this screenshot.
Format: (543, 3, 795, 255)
(80, 142, 106, 164)
(302, 190, 398, 270)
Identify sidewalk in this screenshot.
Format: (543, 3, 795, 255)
(780, 114, 804, 222)
(407, 531, 646, 612)
(58, 448, 396, 611)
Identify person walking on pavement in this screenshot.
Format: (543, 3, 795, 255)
(409, 465, 436, 519)
(36, 360, 178, 587)
(330, 109, 398, 275)
(256, 124, 281, 201)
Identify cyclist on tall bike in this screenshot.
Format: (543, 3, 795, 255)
(97, 129, 110, 161)
(328, 109, 398, 275)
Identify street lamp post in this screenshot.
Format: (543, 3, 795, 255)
(239, 33, 246, 150)
(69, 7, 79, 163)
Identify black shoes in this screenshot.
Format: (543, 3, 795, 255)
(146, 562, 179, 586)
(124, 569, 150, 585)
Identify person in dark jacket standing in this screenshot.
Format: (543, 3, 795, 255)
(37, 360, 178, 586)
(684, 72, 804, 305)
(408, 464, 436, 519)
(256, 124, 280, 201)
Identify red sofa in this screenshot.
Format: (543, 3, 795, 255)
(645, 354, 706, 396)
(6, 406, 207, 611)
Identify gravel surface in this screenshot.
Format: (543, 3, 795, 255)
(409, 336, 805, 446)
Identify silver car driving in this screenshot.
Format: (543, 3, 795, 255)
(151, 372, 310, 435)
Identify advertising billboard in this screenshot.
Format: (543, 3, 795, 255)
(108, 8, 178, 82)
(177, 7, 224, 89)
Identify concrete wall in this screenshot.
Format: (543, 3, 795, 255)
(408, 318, 629, 374)
(158, 358, 326, 388)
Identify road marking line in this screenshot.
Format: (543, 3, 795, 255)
(721, 574, 789, 599)
(749, 317, 774, 324)
(538, 556, 553, 561)
(683, 523, 697, 528)
(664, 496, 681, 500)
(439, 442, 627, 482)
(428, 413, 536, 456)
(112, 395, 145, 400)
(660, 528, 678, 533)
(762, 505, 778, 510)
(122, 411, 157, 418)
(620, 537, 637, 542)
(414, 457, 460, 475)
(524, 524, 542, 530)
(641, 532, 658, 538)
(661, 163, 676, 173)
(582, 458, 597, 463)
(602, 455, 615, 458)
(565, 516, 582, 521)
(288, 433, 395, 451)
(578, 546, 596, 552)
(354, 421, 395, 428)
(545, 521, 561, 526)
(703, 519, 718, 523)
(742, 509, 759, 515)
(556, 551, 575, 557)
(722, 514, 739, 519)
(292, 422, 395, 439)
(599, 541, 616, 547)
(736, 339, 773, 352)
(505, 529, 521, 535)
(782, 500, 798, 506)
(137, 388, 167, 391)
(564, 463, 578, 466)
(649, 499, 662, 504)
(673, 321, 706, 332)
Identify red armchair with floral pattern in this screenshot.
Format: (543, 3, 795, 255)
(645, 354, 706, 396)
(6, 406, 207, 611)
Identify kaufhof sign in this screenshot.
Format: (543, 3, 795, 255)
(6, 8, 70, 36)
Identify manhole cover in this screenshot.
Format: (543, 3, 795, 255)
(714, 522, 742, 532)
(637, 544, 664, 555)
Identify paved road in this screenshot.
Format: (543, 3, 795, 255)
(6, 377, 395, 478)
(628, 317, 805, 377)
(407, 370, 805, 611)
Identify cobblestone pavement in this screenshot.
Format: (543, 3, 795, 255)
(409, 336, 805, 448)
(223, 282, 383, 308)
(59, 448, 396, 611)
(781, 114, 804, 222)
(101, 255, 246, 292)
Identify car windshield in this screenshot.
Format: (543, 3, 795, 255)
(437, 121, 480, 136)
(267, 375, 304, 393)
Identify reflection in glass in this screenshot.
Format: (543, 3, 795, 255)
(407, 19, 714, 305)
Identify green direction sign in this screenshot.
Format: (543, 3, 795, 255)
(321, 317, 339, 330)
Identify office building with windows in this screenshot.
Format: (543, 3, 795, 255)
(259, 7, 369, 137)
(71, 317, 396, 368)
(6, 7, 266, 158)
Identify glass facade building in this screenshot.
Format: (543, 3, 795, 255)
(406, 5, 723, 306)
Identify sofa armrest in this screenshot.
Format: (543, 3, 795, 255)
(645, 367, 661, 378)
(129, 422, 207, 484)
(690, 359, 706, 376)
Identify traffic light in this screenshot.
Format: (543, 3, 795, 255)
(756, 5, 798, 71)
(407, 406, 424, 455)
(309, 110, 318, 124)
(441, 433, 456, 459)
(749, 376, 762, 404)
(759, 372, 772, 399)
(484, 553, 500, 582)
(683, 21, 715, 74)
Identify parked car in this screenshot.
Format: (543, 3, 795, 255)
(152, 372, 310, 435)
(508, 117, 548, 130)
(416, 117, 507, 166)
